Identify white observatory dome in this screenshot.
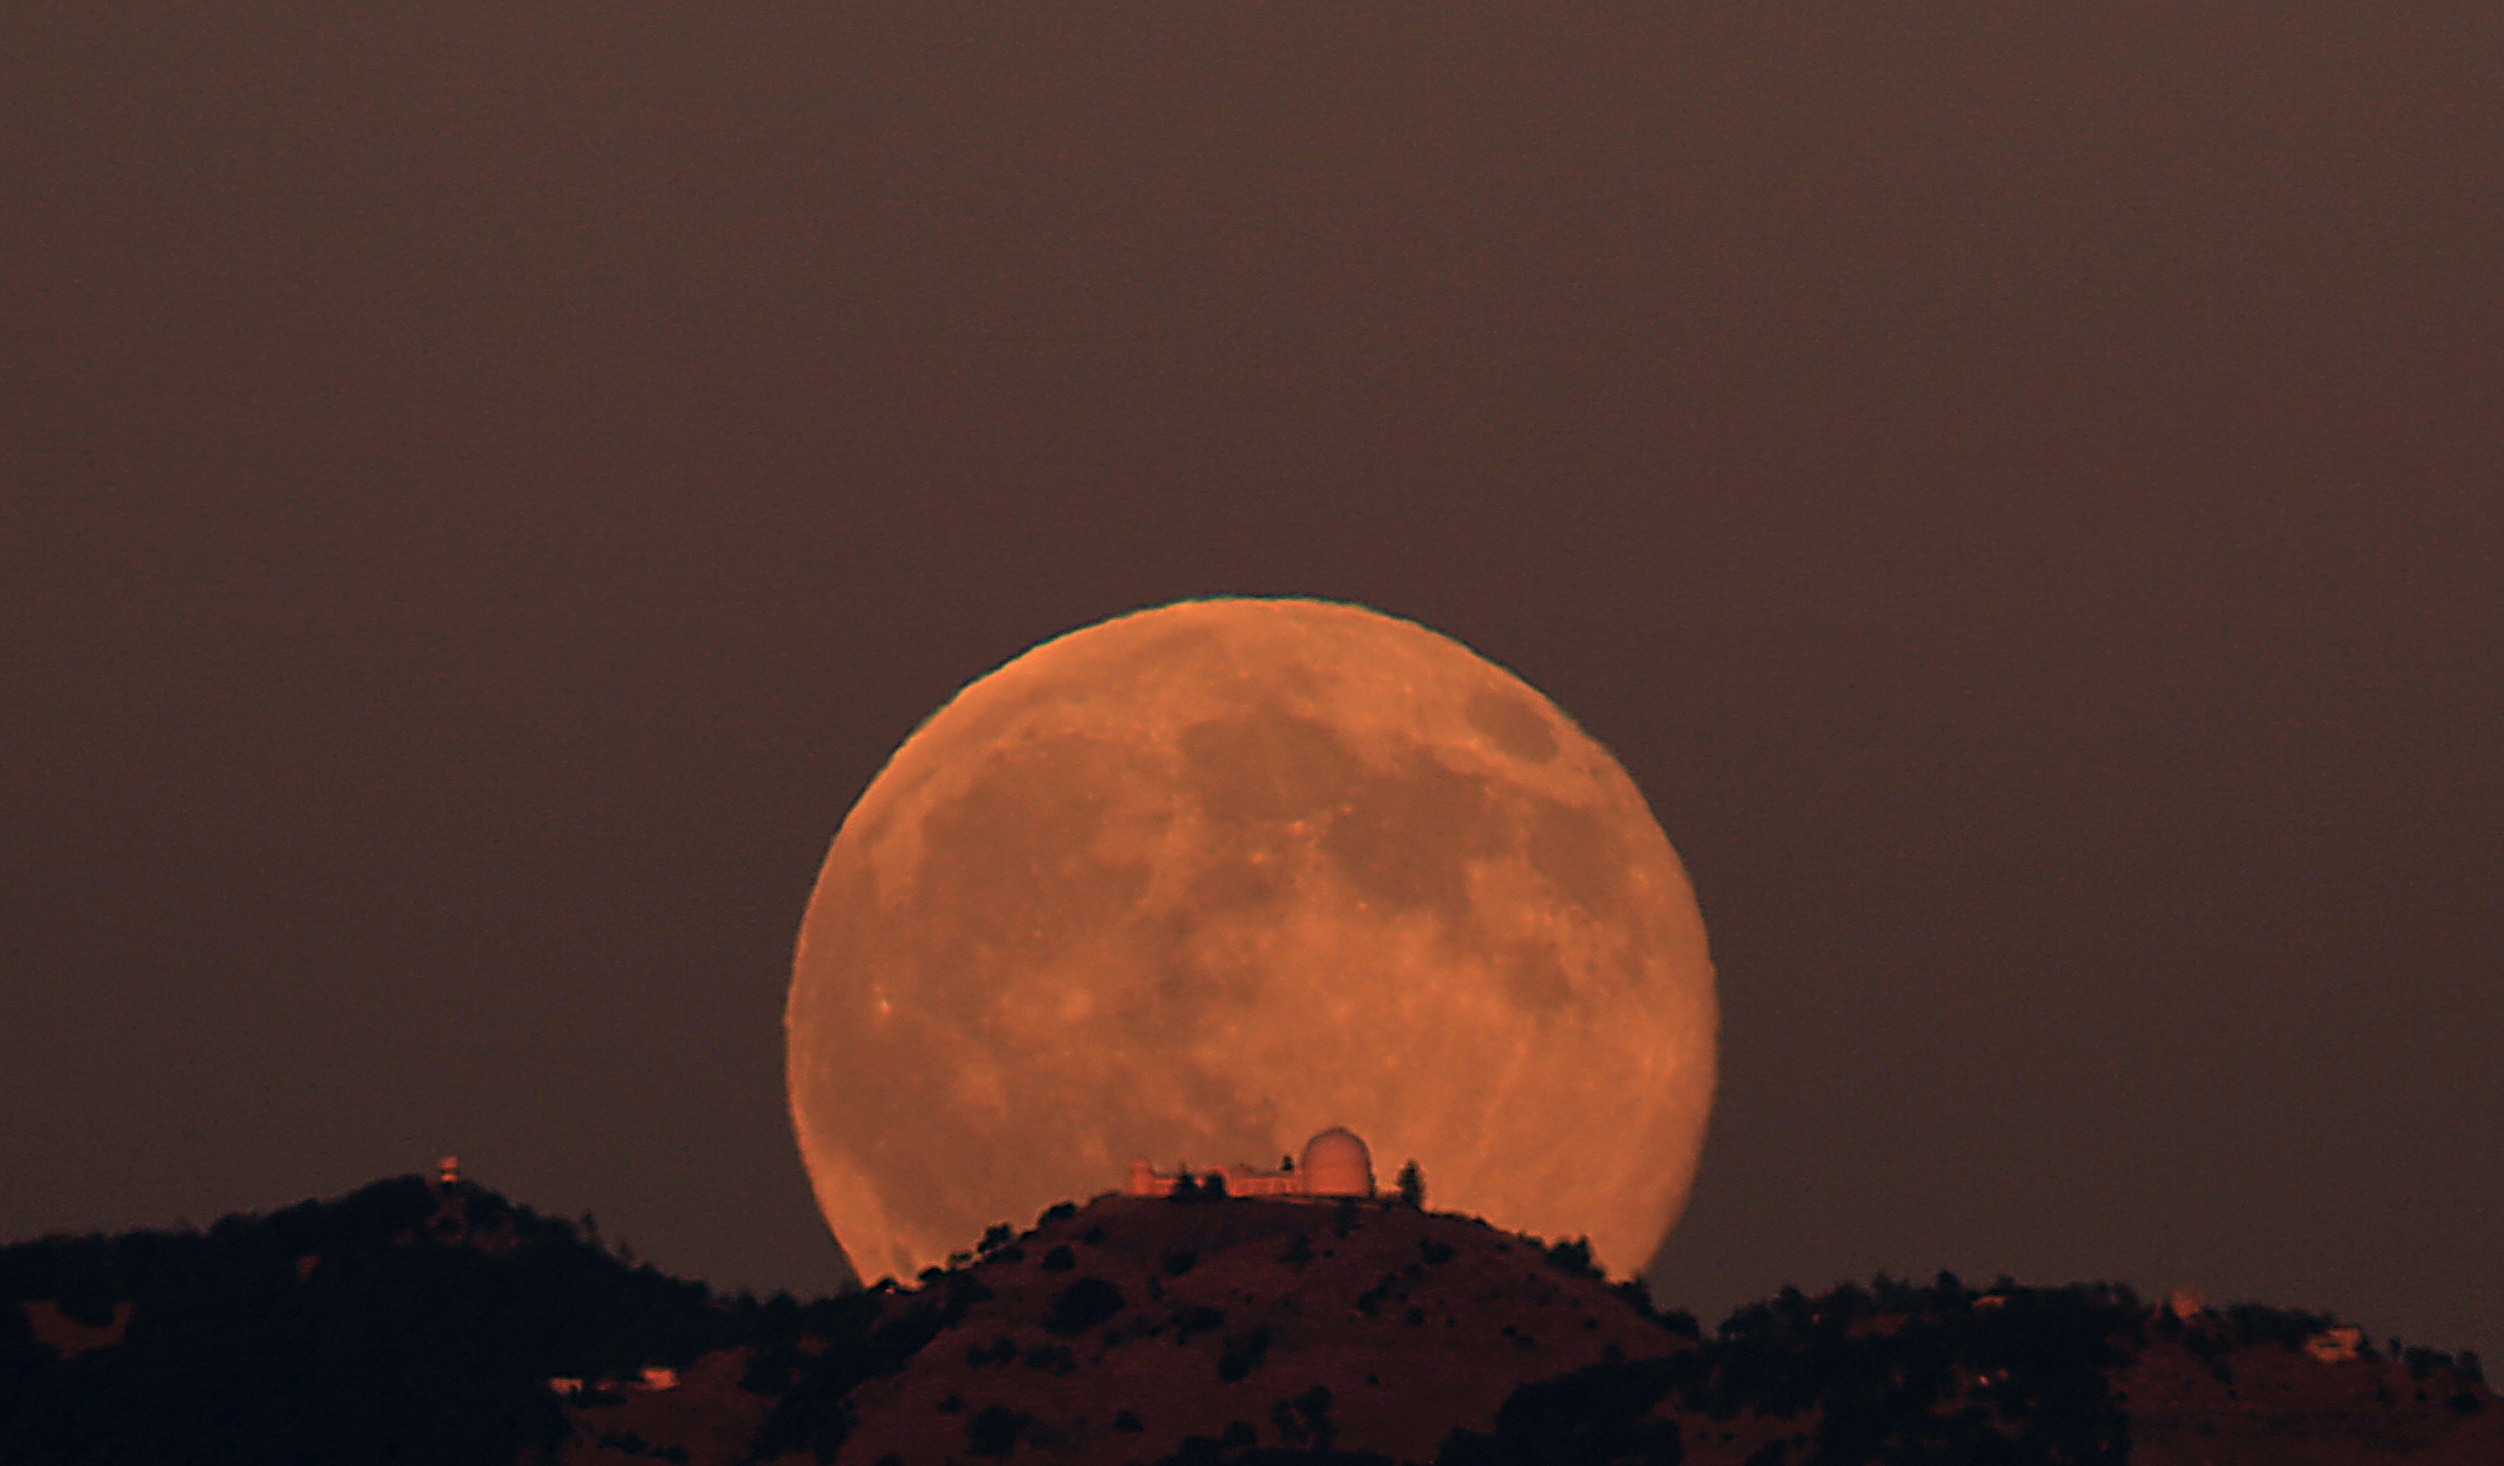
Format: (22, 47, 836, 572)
(1299, 1127, 1374, 1197)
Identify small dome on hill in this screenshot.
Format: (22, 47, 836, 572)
(1300, 1127, 1374, 1197)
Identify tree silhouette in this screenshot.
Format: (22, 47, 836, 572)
(966, 1403, 1031, 1457)
(1042, 1278, 1127, 1338)
(1397, 1160, 1426, 1208)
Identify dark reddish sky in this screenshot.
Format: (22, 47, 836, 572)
(5, 6, 2498, 1361)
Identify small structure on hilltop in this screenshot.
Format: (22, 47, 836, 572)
(1301, 1128, 1375, 1195)
(2304, 1325, 2365, 1363)
(1127, 1127, 1377, 1199)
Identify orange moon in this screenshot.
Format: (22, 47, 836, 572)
(787, 599, 1716, 1284)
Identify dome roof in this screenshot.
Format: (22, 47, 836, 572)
(1299, 1127, 1374, 1197)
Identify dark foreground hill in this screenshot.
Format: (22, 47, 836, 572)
(2, 1175, 2491, 1465)
(0, 1173, 738, 1463)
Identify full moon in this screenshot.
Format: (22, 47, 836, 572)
(788, 599, 1716, 1284)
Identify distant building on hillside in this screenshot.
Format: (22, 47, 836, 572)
(2305, 1326, 2365, 1363)
(1126, 1127, 1376, 1199)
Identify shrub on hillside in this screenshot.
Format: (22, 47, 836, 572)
(1042, 1277, 1126, 1337)
(965, 1403, 1032, 1457)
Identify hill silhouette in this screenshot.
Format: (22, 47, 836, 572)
(2, 1176, 2492, 1465)
(0, 1172, 737, 1464)
(747, 1190, 1682, 1465)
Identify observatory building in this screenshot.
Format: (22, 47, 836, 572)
(1126, 1126, 1375, 1199)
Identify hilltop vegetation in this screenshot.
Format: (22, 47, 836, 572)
(1, 1177, 2492, 1465)
(755, 1188, 1684, 1466)
(0, 1175, 739, 1464)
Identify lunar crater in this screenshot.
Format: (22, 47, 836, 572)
(1466, 685, 1563, 762)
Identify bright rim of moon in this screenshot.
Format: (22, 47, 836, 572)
(788, 598, 1716, 1284)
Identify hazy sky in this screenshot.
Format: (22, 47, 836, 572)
(5, 6, 2498, 1363)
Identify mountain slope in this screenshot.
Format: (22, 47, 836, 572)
(765, 1192, 1684, 1465)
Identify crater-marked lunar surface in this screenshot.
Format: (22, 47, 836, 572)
(788, 598, 1716, 1284)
